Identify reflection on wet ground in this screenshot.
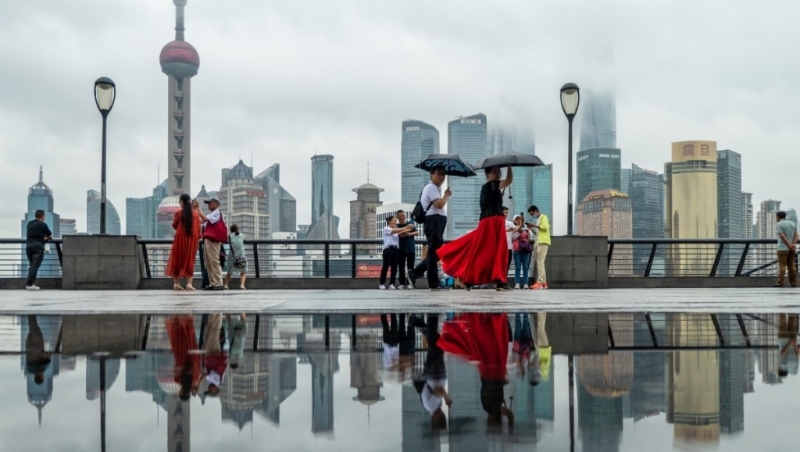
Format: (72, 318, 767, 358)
(1, 312, 797, 451)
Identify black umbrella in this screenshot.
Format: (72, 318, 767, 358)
(475, 152, 545, 169)
(415, 153, 477, 177)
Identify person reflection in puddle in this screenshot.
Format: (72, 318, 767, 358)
(226, 314, 247, 370)
(412, 314, 452, 431)
(439, 313, 514, 430)
(778, 314, 799, 378)
(166, 315, 203, 400)
(512, 313, 541, 387)
(199, 313, 228, 398)
(25, 315, 52, 385)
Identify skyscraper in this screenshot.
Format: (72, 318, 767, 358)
(742, 192, 754, 239)
(218, 160, 270, 239)
(629, 164, 664, 274)
(756, 199, 782, 240)
(256, 164, 297, 233)
(620, 168, 631, 195)
(665, 141, 718, 276)
(127, 180, 169, 238)
(717, 150, 743, 238)
(576, 148, 622, 208)
(160, 0, 199, 197)
(531, 164, 554, 223)
(577, 190, 632, 274)
(447, 113, 488, 238)
(579, 89, 617, 151)
(59, 219, 77, 236)
(86, 190, 121, 235)
(311, 154, 334, 226)
(349, 182, 383, 243)
(401, 120, 440, 204)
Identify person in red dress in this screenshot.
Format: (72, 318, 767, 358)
(438, 313, 514, 428)
(438, 165, 513, 290)
(166, 314, 203, 401)
(165, 194, 202, 291)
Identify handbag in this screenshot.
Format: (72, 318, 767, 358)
(229, 234, 247, 268)
(517, 230, 533, 253)
(202, 212, 228, 243)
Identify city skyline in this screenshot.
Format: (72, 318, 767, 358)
(3, 1, 800, 239)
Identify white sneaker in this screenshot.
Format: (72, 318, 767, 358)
(25, 285, 40, 291)
(388, 285, 396, 290)
(396, 285, 405, 290)
(379, 285, 387, 290)
(406, 284, 414, 290)
(514, 284, 520, 289)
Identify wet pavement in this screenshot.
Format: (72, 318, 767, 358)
(1, 287, 800, 314)
(0, 311, 796, 451)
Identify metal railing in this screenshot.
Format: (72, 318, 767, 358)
(606, 238, 783, 277)
(0, 237, 788, 279)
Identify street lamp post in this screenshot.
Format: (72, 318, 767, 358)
(560, 83, 580, 235)
(94, 77, 116, 235)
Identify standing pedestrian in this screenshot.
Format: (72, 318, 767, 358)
(396, 210, 419, 289)
(196, 197, 226, 290)
(504, 206, 514, 285)
(25, 210, 52, 290)
(776, 211, 798, 287)
(165, 194, 201, 291)
(527, 205, 550, 289)
(224, 224, 247, 290)
(510, 215, 532, 289)
(409, 168, 452, 290)
(380, 216, 413, 290)
(437, 165, 512, 291)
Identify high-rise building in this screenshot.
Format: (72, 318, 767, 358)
(349, 181, 383, 242)
(255, 164, 297, 233)
(620, 168, 631, 195)
(86, 190, 121, 235)
(531, 164, 554, 224)
(127, 180, 169, 238)
(742, 192, 754, 239)
(447, 113, 488, 238)
(579, 89, 617, 151)
(218, 160, 270, 239)
(629, 164, 664, 274)
(401, 120, 440, 204)
(125, 198, 146, 237)
(311, 154, 334, 227)
(576, 148, 622, 211)
(717, 150, 743, 275)
(160, 0, 199, 197)
(665, 141, 718, 276)
(59, 219, 77, 236)
(755, 199, 781, 239)
(577, 189, 632, 274)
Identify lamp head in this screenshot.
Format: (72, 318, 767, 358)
(560, 82, 580, 119)
(94, 77, 116, 115)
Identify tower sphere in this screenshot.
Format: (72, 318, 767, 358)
(160, 41, 199, 79)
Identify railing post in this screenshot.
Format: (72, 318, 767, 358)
(644, 243, 657, 277)
(351, 243, 357, 278)
(252, 315, 260, 351)
(735, 243, 750, 277)
(55, 241, 63, 267)
(325, 243, 330, 278)
(710, 243, 724, 277)
(607, 242, 615, 267)
(140, 242, 152, 279)
(253, 242, 260, 279)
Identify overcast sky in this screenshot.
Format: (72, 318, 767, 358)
(2, 0, 799, 237)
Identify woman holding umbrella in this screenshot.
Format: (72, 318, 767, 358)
(438, 165, 513, 290)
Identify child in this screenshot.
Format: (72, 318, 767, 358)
(224, 224, 247, 290)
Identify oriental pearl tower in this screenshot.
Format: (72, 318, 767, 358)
(156, 0, 200, 237)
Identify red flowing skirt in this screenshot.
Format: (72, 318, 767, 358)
(438, 313, 509, 381)
(165, 211, 201, 278)
(166, 315, 202, 385)
(438, 215, 507, 285)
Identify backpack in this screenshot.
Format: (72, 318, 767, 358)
(411, 189, 433, 224)
(517, 230, 533, 252)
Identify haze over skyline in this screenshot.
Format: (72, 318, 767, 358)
(2, 0, 799, 237)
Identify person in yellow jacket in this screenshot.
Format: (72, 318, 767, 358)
(526, 205, 550, 289)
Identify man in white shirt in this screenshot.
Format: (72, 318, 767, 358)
(410, 168, 452, 291)
(196, 197, 225, 290)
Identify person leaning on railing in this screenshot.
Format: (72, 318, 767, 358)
(775, 210, 798, 287)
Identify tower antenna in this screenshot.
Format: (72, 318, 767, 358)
(366, 162, 370, 183)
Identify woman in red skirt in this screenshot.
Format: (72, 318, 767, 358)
(438, 165, 513, 290)
(165, 194, 202, 291)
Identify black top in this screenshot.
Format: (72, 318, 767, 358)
(26, 220, 52, 250)
(479, 181, 504, 219)
(396, 222, 416, 253)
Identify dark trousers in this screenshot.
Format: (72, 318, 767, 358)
(380, 247, 399, 286)
(413, 215, 447, 288)
(199, 239, 210, 288)
(381, 313, 410, 346)
(399, 250, 415, 285)
(507, 249, 513, 279)
(26, 248, 45, 286)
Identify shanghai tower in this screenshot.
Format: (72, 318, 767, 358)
(579, 90, 616, 151)
(160, 0, 200, 196)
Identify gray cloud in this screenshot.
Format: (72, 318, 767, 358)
(2, 0, 799, 237)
